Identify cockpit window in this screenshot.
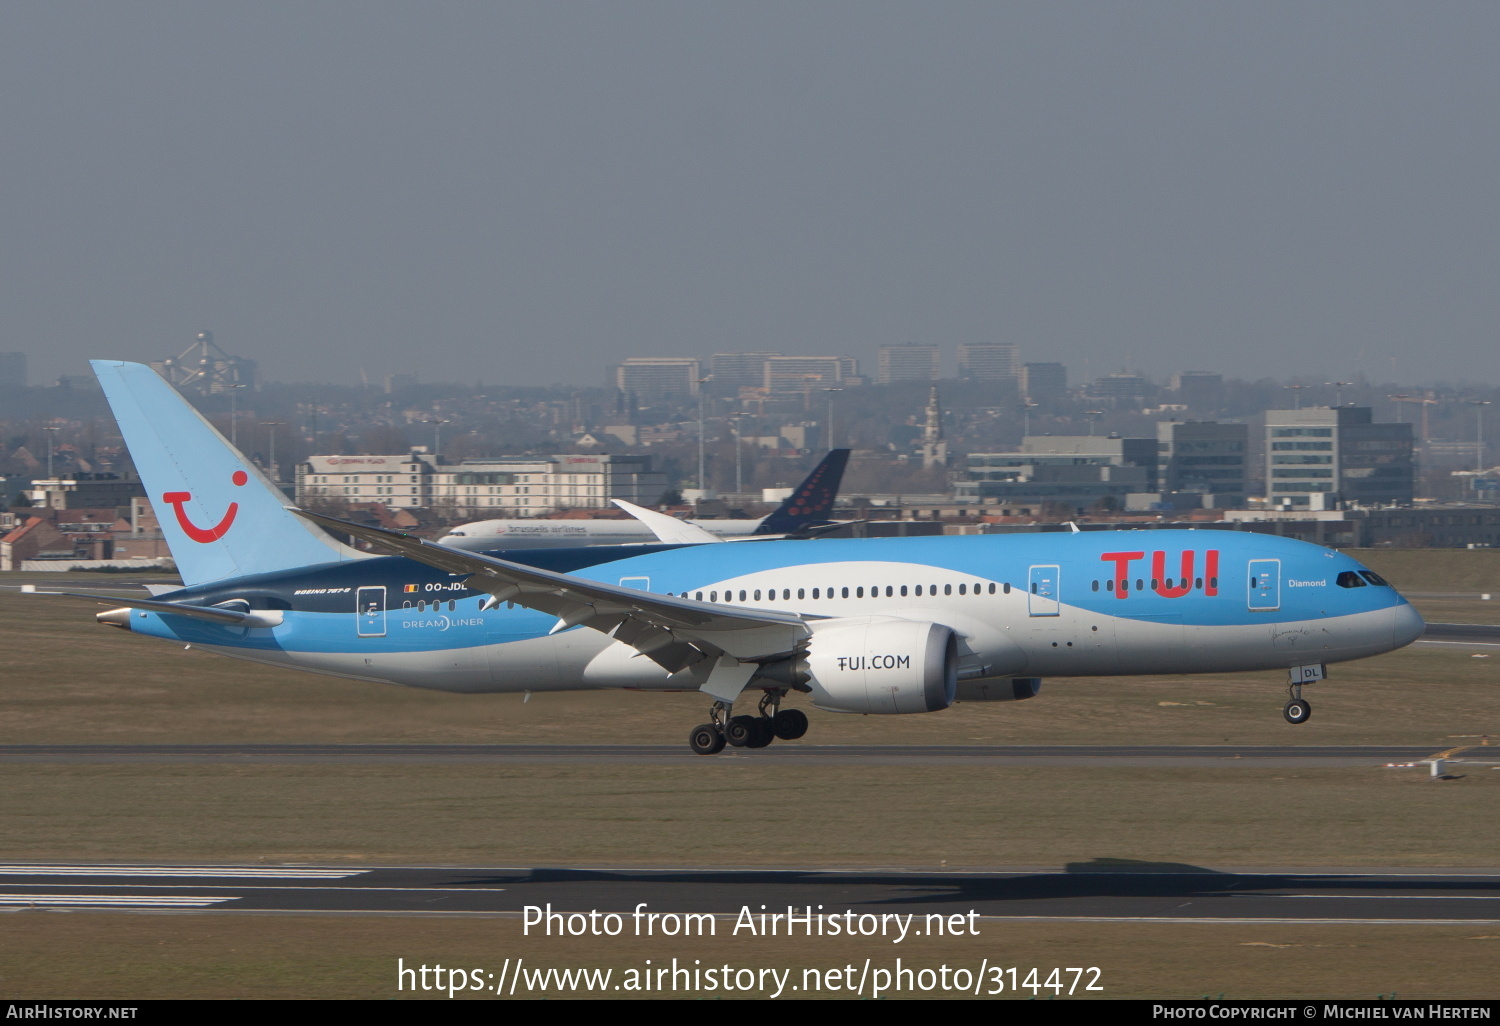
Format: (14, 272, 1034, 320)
(1359, 570, 1391, 587)
(1336, 571, 1367, 588)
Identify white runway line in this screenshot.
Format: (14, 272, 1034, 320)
(0, 894, 233, 908)
(0, 865, 365, 878)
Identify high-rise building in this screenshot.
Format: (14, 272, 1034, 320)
(1172, 371, 1224, 411)
(957, 344, 1019, 383)
(1087, 373, 1154, 403)
(1158, 420, 1247, 506)
(0, 353, 27, 390)
(764, 356, 854, 394)
(1265, 407, 1413, 509)
(612, 358, 701, 404)
(1021, 362, 1067, 403)
(877, 344, 940, 385)
(711, 353, 781, 393)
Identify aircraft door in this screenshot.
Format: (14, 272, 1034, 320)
(356, 586, 387, 637)
(1028, 565, 1060, 616)
(1247, 559, 1281, 612)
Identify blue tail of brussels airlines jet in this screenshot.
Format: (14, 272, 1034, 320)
(755, 448, 850, 536)
(91, 360, 364, 585)
(48, 361, 1425, 755)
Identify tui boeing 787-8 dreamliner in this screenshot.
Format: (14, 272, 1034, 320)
(33, 361, 1425, 754)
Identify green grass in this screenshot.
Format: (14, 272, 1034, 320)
(3, 915, 1497, 1000)
(3, 763, 1496, 868)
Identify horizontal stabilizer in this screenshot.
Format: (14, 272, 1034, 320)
(20, 585, 283, 627)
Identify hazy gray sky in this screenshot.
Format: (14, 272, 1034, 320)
(2, 2, 1497, 386)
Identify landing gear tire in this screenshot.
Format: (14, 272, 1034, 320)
(725, 715, 759, 748)
(745, 717, 775, 748)
(1283, 698, 1311, 725)
(773, 708, 809, 741)
(689, 723, 725, 755)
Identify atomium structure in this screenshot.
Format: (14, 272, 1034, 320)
(150, 331, 257, 395)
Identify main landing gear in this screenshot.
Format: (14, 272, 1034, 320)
(688, 691, 809, 755)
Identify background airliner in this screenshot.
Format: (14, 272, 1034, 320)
(39, 362, 1425, 754)
(436, 448, 851, 550)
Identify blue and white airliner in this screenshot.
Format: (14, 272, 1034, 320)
(38, 361, 1425, 754)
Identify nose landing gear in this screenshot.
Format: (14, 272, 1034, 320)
(1282, 682, 1312, 725)
(688, 691, 804, 754)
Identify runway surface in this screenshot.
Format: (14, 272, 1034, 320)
(3, 864, 1500, 923)
(0, 743, 1471, 766)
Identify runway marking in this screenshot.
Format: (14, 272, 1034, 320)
(0, 865, 365, 878)
(1279, 894, 1500, 900)
(0, 894, 233, 909)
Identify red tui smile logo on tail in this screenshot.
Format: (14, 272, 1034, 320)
(162, 470, 248, 543)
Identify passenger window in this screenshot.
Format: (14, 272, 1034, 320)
(402, 601, 411, 609)
(1003, 583, 1011, 594)
(1120, 580, 1128, 593)
(1195, 578, 1202, 589)
(1136, 579, 1144, 591)
(797, 588, 805, 599)
(988, 583, 996, 595)
(710, 591, 718, 602)
(900, 585, 908, 596)
(812, 588, 819, 599)
(856, 587, 864, 598)
(695, 591, 703, 601)
(1092, 580, 1099, 592)
(958, 584, 966, 595)
(944, 584, 953, 596)
(842, 587, 849, 598)
(1151, 579, 1159, 589)
(1210, 577, 1218, 589)
(1359, 571, 1390, 587)
(914, 585, 923, 596)
(739, 590, 747, 602)
(448, 601, 455, 611)
(753, 590, 761, 601)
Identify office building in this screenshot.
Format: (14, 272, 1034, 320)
(1021, 362, 1067, 404)
(1265, 407, 1413, 509)
(1157, 420, 1248, 507)
(297, 453, 666, 518)
(612, 358, 701, 404)
(711, 353, 781, 392)
(957, 344, 1020, 384)
(876, 345, 940, 385)
(764, 356, 855, 394)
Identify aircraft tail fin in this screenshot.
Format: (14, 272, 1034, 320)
(755, 448, 850, 535)
(92, 360, 365, 586)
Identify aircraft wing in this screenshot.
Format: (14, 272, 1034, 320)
(610, 499, 724, 544)
(289, 509, 810, 675)
(20, 586, 282, 627)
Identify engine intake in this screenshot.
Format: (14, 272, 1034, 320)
(800, 618, 957, 714)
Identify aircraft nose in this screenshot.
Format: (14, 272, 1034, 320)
(1390, 602, 1425, 649)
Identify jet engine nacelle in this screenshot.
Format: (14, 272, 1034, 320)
(802, 617, 957, 714)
